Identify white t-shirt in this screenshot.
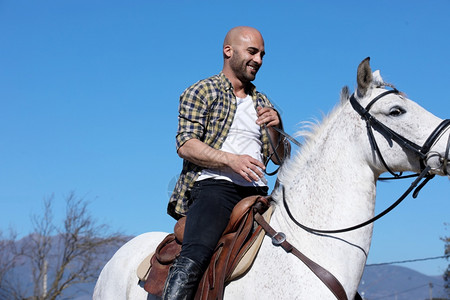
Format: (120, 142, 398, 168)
(197, 95, 267, 187)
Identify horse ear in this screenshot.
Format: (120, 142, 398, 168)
(372, 70, 384, 86)
(357, 57, 373, 97)
(340, 86, 350, 104)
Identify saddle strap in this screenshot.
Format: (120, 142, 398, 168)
(254, 212, 348, 300)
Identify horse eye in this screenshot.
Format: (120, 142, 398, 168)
(389, 107, 405, 117)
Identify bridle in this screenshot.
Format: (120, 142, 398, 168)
(349, 87, 450, 178)
(280, 86, 450, 234)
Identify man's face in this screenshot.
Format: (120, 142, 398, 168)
(229, 33, 265, 83)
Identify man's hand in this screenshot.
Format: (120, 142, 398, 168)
(226, 153, 265, 182)
(256, 106, 280, 127)
(256, 106, 289, 165)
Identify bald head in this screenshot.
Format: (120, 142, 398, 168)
(223, 26, 264, 49)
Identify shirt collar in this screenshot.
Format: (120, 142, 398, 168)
(219, 72, 257, 96)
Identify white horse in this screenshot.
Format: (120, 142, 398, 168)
(94, 58, 449, 299)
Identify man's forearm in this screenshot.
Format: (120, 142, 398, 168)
(177, 138, 266, 182)
(177, 139, 231, 169)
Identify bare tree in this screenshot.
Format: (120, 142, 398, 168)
(0, 192, 128, 300)
(0, 228, 28, 299)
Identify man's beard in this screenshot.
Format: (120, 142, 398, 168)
(229, 52, 257, 82)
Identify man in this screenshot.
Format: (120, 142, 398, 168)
(164, 26, 288, 300)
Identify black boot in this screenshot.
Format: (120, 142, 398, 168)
(162, 256, 203, 300)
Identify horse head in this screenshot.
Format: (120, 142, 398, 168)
(349, 57, 450, 177)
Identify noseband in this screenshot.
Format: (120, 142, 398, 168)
(282, 87, 450, 234)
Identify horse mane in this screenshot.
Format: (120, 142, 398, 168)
(274, 86, 352, 196)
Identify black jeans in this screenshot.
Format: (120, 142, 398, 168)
(180, 179, 268, 271)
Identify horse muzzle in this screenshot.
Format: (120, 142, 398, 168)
(424, 127, 450, 176)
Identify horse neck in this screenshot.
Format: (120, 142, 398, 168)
(266, 103, 378, 294)
(273, 102, 378, 241)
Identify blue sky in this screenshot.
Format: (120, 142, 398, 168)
(1, 1, 449, 277)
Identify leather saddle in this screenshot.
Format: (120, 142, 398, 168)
(137, 195, 272, 299)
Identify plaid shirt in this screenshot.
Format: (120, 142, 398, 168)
(168, 72, 275, 220)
